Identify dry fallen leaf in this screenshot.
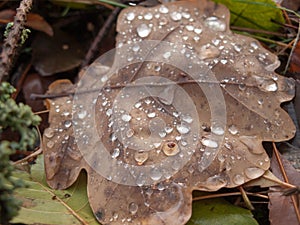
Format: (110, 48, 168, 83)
(43, 0, 296, 224)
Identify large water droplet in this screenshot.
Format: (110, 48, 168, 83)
(134, 151, 149, 165)
(150, 167, 162, 181)
(233, 174, 244, 185)
(199, 44, 220, 59)
(128, 202, 138, 215)
(44, 128, 55, 138)
(137, 24, 151, 38)
(244, 167, 265, 179)
(201, 138, 218, 148)
(162, 141, 180, 156)
(204, 16, 226, 31)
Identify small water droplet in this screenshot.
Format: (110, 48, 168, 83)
(126, 129, 134, 138)
(47, 140, 55, 148)
(111, 148, 120, 158)
(154, 65, 161, 72)
(194, 28, 202, 34)
(238, 83, 246, 91)
(44, 128, 55, 138)
(244, 167, 265, 179)
(144, 12, 153, 20)
(228, 125, 238, 135)
(170, 11, 182, 21)
(164, 126, 173, 134)
(134, 102, 142, 108)
(201, 138, 218, 148)
(182, 12, 191, 19)
(150, 167, 162, 181)
(176, 124, 190, 134)
(126, 12, 135, 21)
(233, 174, 244, 185)
(162, 141, 180, 156)
(128, 202, 138, 215)
(204, 16, 226, 31)
(132, 44, 140, 52)
(137, 24, 151, 38)
(163, 51, 171, 59)
(64, 120, 72, 128)
(233, 44, 242, 52)
(159, 131, 167, 138)
(121, 114, 132, 122)
(134, 151, 149, 165)
(185, 25, 194, 31)
(211, 126, 224, 135)
(199, 44, 220, 59)
(147, 112, 156, 118)
(78, 110, 87, 119)
(159, 5, 169, 13)
(250, 41, 259, 50)
(181, 115, 193, 123)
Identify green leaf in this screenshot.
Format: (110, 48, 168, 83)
(212, 0, 284, 32)
(11, 156, 99, 225)
(187, 198, 258, 225)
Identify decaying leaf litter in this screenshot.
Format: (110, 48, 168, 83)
(40, 0, 297, 224)
(1, 0, 300, 224)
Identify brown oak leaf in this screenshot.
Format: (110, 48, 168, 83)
(43, 1, 296, 224)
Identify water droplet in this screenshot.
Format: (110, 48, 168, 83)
(181, 115, 193, 123)
(78, 110, 87, 119)
(128, 202, 138, 215)
(199, 44, 220, 59)
(182, 12, 191, 19)
(134, 102, 142, 108)
(154, 65, 161, 72)
(134, 151, 149, 165)
(106, 108, 112, 116)
(250, 41, 259, 50)
(159, 5, 169, 13)
(194, 28, 202, 34)
(176, 124, 190, 134)
(47, 140, 55, 148)
(137, 24, 151, 38)
(233, 44, 242, 52)
(201, 138, 218, 148)
(132, 44, 140, 52)
(126, 129, 134, 138)
(204, 16, 226, 31)
(211, 126, 224, 135)
(261, 80, 278, 92)
(238, 83, 246, 91)
(228, 125, 238, 135)
(144, 12, 153, 20)
(257, 99, 264, 105)
(233, 174, 245, 185)
(126, 12, 135, 21)
(150, 167, 162, 181)
(159, 131, 167, 138)
(162, 141, 180, 156)
(170, 11, 182, 21)
(147, 112, 156, 118)
(163, 51, 171, 59)
(136, 174, 146, 186)
(64, 120, 72, 128)
(44, 128, 55, 138)
(185, 25, 194, 31)
(244, 167, 265, 179)
(164, 126, 173, 134)
(121, 114, 132, 122)
(111, 148, 120, 158)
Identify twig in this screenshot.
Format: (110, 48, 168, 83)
(230, 26, 287, 37)
(272, 142, 300, 223)
(284, 20, 300, 74)
(81, 7, 121, 68)
(0, 0, 33, 82)
(13, 147, 42, 165)
(193, 191, 269, 201)
(238, 186, 254, 210)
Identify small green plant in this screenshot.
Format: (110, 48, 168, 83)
(0, 82, 41, 225)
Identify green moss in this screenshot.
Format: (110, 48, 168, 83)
(0, 82, 40, 225)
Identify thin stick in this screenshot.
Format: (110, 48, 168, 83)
(81, 7, 121, 68)
(0, 0, 33, 82)
(13, 147, 42, 165)
(284, 20, 300, 74)
(272, 142, 300, 223)
(231, 26, 287, 37)
(239, 186, 254, 210)
(193, 191, 269, 201)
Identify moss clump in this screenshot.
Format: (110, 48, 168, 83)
(0, 82, 40, 225)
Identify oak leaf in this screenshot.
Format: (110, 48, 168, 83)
(42, 1, 296, 224)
